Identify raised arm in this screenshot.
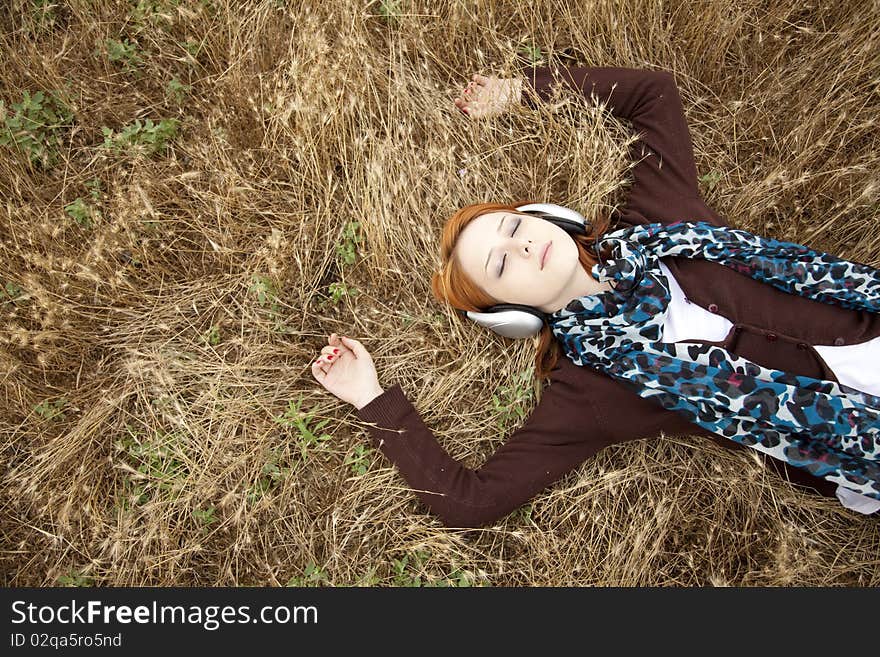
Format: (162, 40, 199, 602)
(521, 65, 705, 222)
(355, 357, 704, 529)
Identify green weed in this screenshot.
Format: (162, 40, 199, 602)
(326, 281, 359, 305)
(34, 397, 67, 421)
(130, 0, 180, 33)
(491, 369, 534, 431)
(166, 77, 191, 103)
(518, 40, 544, 64)
(25, 0, 61, 36)
(192, 506, 217, 531)
(247, 274, 294, 332)
(390, 550, 429, 586)
(101, 118, 179, 157)
(343, 443, 373, 476)
(273, 398, 332, 461)
(699, 170, 723, 191)
(58, 570, 94, 587)
(511, 502, 533, 523)
(0, 89, 74, 169)
(246, 448, 290, 505)
(102, 37, 144, 70)
(390, 549, 478, 587)
(85, 177, 103, 201)
(201, 323, 221, 346)
(1, 281, 26, 307)
(286, 560, 330, 586)
(64, 197, 100, 230)
(377, 0, 403, 24)
(335, 220, 363, 266)
(182, 39, 203, 60)
(248, 274, 279, 310)
(114, 422, 189, 509)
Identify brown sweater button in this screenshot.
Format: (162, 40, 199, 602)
(707, 303, 718, 313)
(834, 337, 845, 346)
(766, 333, 777, 341)
(796, 342, 807, 350)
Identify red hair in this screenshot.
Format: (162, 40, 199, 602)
(431, 201, 612, 382)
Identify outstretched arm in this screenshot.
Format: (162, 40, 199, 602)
(521, 65, 705, 222)
(355, 356, 702, 529)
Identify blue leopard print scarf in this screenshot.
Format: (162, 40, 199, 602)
(547, 220, 880, 501)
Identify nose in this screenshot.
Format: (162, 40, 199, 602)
(499, 236, 538, 266)
(500, 234, 533, 252)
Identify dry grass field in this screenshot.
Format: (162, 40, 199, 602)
(2, 0, 879, 586)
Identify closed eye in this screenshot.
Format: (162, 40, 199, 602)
(499, 217, 521, 277)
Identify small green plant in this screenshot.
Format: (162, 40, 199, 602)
(248, 275, 291, 331)
(0, 89, 74, 169)
(26, 0, 61, 35)
(335, 220, 363, 266)
(182, 39, 203, 60)
(130, 0, 179, 33)
(102, 37, 144, 69)
(101, 118, 179, 157)
(326, 281, 359, 305)
(390, 550, 429, 587)
(518, 40, 544, 64)
(1, 281, 25, 307)
(343, 444, 373, 476)
(699, 170, 723, 191)
(390, 550, 485, 587)
(355, 566, 381, 586)
(86, 177, 103, 201)
(58, 570, 94, 587)
(201, 323, 221, 346)
(246, 448, 290, 505)
(166, 77, 191, 103)
(65, 197, 99, 229)
(114, 423, 189, 509)
(248, 274, 280, 310)
(273, 398, 332, 461)
(192, 506, 217, 530)
(491, 369, 534, 430)
(286, 560, 330, 587)
(399, 311, 444, 328)
(377, 0, 402, 23)
(426, 568, 474, 587)
(34, 396, 67, 421)
(511, 503, 533, 524)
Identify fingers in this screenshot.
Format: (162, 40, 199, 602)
(339, 335, 363, 358)
(473, 73, 491, 85)
(311, 359, 327, 382)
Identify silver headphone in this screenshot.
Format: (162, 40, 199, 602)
(460, 202, 591, 339)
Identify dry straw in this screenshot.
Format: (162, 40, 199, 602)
(1, 0, 878, 586)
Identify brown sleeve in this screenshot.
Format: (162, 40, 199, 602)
(354, 357, 705, 529)
(521, 65, 706, 223)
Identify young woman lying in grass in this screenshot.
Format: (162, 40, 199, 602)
(311, 66, 880, 528)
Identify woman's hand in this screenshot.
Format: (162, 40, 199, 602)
(311, 333, 385, 410)
(454, 73, 523, 119)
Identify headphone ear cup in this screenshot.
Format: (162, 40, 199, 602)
(464, 304, 545, 339)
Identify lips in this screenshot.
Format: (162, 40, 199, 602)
(540, 241, 551, 270)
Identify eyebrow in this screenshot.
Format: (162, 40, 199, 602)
(484, 214, 507, 275)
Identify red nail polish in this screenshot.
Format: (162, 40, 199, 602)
(333, 348, 339, 354)
(327, 355, 333, 360)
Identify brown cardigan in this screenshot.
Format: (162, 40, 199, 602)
(354, 65, 880, 528)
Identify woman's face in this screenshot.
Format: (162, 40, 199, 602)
(453, 210, 581, 314)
